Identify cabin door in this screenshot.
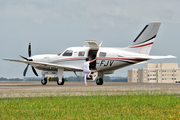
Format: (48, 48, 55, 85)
(85, 40, 99, 70)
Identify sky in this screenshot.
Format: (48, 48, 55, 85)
(0, 0, 180, 78)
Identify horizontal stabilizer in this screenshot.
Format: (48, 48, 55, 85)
(118, 55, 176, 60)
(143, 55, 176, 59)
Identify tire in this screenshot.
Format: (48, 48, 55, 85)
(41, 78, 47, 85)
(57, 78, 64, 85)
(96, 78, 103, 85)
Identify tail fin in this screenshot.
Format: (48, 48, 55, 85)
(126, 22, 161, 55)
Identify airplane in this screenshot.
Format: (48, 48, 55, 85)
(4, 22, 176, 85)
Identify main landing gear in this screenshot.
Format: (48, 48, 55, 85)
(57, 78, 64, 85)
(96, 78, 103, 85)
(87, 71, 104, 85)
(41, 68, 64, 85)
(41, 77, 65, 85)
(96, 72, 104, 85)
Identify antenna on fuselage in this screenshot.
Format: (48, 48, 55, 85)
(99, 41, 103, 47)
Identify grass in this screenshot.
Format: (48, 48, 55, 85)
(0, 92, 180, 119)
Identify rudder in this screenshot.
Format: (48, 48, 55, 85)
(126, 22, 161, 54)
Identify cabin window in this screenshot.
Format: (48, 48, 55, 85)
(78, 51, 85, 56)
(62, 50, 73, 56)
(99, 52, 106, 57)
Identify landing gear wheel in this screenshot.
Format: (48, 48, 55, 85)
(96, 78, 103, 85)
(57, 78, 64, 85)
(41, 78, 47, 85)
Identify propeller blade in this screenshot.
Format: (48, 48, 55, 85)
(23, 64, 29, 76)
(20, 55, 29, 61)
(28, 43, 31, 57)
(31, 66, 38, 76)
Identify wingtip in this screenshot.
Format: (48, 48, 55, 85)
(3, 58, 9, 61)
(167, 55, 177, 58)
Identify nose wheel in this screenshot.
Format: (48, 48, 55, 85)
(41, 77, 47, 85)
(96, 78, 103, 85)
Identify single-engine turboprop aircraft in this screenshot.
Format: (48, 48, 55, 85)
(4, 22, 176, 85)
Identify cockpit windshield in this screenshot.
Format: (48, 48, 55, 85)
(62, 50, 73, 56)
(57, 50, 73, 56)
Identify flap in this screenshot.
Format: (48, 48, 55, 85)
(85, 40, 99, 50)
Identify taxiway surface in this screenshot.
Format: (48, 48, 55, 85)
(0, 81, 180, 98)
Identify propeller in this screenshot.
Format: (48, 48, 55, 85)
(20, 43, 38, 77)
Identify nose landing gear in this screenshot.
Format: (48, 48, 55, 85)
(41, 77, 47, 85)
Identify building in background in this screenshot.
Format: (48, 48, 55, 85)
(128, 63, 180, 83)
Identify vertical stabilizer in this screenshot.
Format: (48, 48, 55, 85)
(126, 22, 161, 54)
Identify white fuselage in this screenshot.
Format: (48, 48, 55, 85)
(30, 46, 148, 74)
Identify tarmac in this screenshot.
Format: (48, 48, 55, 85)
(0, 81, 180, 98)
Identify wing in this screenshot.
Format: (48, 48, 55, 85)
(3, 59, 83, 71)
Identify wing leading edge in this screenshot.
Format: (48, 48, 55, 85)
(3, 59, 83, 71)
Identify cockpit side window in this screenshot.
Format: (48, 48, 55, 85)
(99, 52, 106, 57)
(62, 50, 73, 56)
(78, 51, 85, 56)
